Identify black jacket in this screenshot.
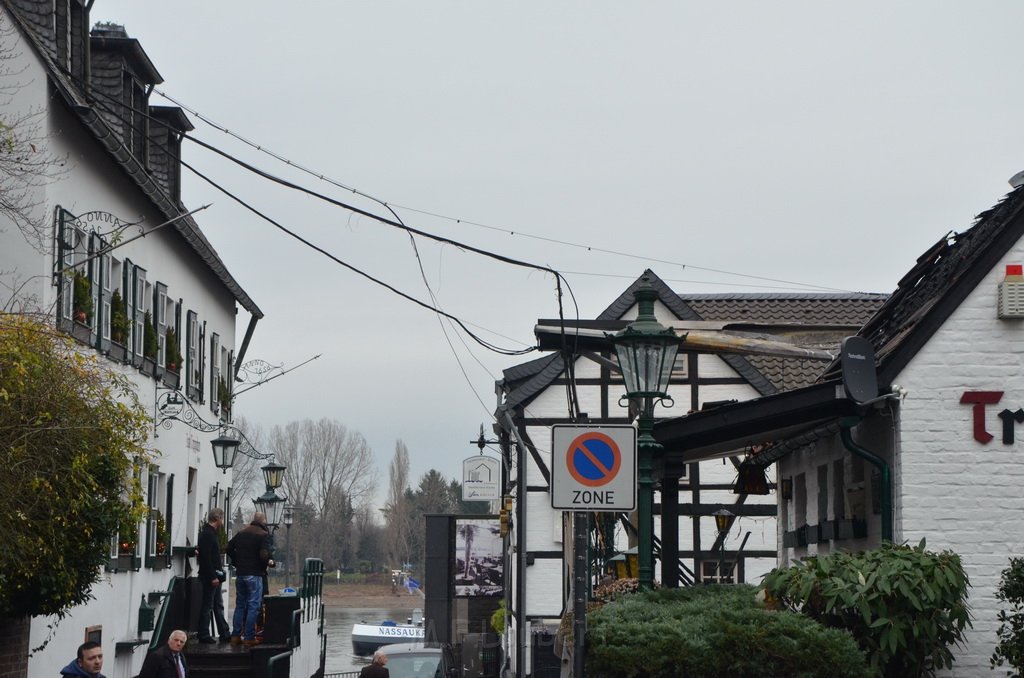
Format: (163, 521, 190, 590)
(138, 645, 187, 678)
(197, 522, 221, 580)
(225, 522, 273, 576)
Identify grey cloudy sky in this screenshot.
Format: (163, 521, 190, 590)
(92, 1, 1024, 506)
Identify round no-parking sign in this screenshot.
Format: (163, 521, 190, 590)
(551, 425, 636, 510)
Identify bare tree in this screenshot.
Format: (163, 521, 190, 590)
(0, 12, 69, 254)
(385, 441, 413, 569)
(231, 415, 265, 514)
(262, 418, 377, 570)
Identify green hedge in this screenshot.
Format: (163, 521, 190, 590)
(586, 585, 868, 677)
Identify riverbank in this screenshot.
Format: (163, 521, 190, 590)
(319, 582, 425, 609)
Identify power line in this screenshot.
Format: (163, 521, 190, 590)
(74, 79, 541, 357)
(154, 88, 849, 294)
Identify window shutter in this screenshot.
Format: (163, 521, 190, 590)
(57, 208, 74, 325)
(198, 321, 206, 403)
(186, 311, 197, 398)
(166, 474, 174, 552)
(155, 282, 167, 367)
(210, 332, 220, 415)
(99, 236, 111, 351)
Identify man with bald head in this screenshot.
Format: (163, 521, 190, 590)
(225, 512, 275, 645)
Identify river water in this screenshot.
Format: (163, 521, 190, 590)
(323, 606, 417, 674)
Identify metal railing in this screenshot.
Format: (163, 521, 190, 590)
(322, 672, 359, 678)
(266, 649, 292, 678)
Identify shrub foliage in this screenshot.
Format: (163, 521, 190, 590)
(992, 557, 1024, 675)
(761, 540, 970, 678)
(586, 585, 868, 677)
(0, 314, 150, 619)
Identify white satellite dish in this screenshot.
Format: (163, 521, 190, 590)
(1009, 169, 1024, 189)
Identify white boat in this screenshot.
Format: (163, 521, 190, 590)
(352, 609, 426, 655)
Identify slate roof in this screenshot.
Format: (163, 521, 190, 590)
(821, 185, 1024, 385)
(2, 2, 263, 318)
(499, 270, 889, 413)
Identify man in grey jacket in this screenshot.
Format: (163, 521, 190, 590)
(225, 512, 275, 645)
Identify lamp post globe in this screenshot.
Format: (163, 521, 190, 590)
(210, 434, 241, 473)
(609, 275, 681, 590)
(254, 489, 286, 529)
(713, 508, 735, 583)
(261, 462, 286, 491)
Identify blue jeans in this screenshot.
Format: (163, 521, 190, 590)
(231, 575, 263, 640)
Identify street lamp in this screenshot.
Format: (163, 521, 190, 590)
(283, 505, 294, 588)
(254, 489, 286, 528)
(261, 462, 286, 491)
(210, 433, 241, 473)
(713, 508, 735, 583)
(609, 275, 682, 590)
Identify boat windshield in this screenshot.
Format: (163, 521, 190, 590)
(386, 654, 442, 678)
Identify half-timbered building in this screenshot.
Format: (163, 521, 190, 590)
(493, 270, 885, 673)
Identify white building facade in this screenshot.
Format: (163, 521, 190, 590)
(1, 2, 262, 676)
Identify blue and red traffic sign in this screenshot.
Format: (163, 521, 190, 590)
(551, 425, 636, 510)
(566, 432, 622, 487)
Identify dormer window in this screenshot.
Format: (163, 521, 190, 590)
(55, 0, 89, 82)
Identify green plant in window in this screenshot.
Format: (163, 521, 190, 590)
(154, 511, 170, 555)
(165, 327, 182, 372)
(217, 375, 231, 411)
(110, 289, 130, 344)
(142, 311, 157, 360)
(71, 270, 93, 324)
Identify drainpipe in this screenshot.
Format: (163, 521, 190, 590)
(839, 420, 892, 543)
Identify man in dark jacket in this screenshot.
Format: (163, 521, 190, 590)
(196, 507, 229, 643)
(59, 641, 104, 678)
(225, 512, 275, 645)
(138, 630, 188, 678)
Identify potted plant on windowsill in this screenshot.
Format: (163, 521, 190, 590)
(141, 312, 158, 376)
(165, 327, 182, 373)
(109, 289, 130, 361)
(71, 270, 93, 326)
(217, 375, 232, 418)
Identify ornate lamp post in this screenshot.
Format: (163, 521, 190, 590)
(610, 276, 682, 590)
(283, 505, 294, 588)
(713, 508, 736, 583)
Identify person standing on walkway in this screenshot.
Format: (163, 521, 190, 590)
(359, 649, 389, 678)
(196, 507, 229, 643)
(225, 511, 275, 645)
(138, 630, 188, 678)
(59, 641, 105, 678)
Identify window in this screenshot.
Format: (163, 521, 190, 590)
(210, 333, 220, 412)
(701, 559, 735, 584)
(817, 464, 829, 524)
(132, 267, 147, 358)
(101, 248, 112, 342)
(154, 283, 167, 366)
(186, 311, 198, 396)
(832, 459, 845, 519)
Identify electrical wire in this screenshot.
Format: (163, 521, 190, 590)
(74, 79, 545, 356)
(154, 88, 851, 294)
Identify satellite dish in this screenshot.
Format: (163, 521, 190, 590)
(840, 336, 878, 404)
(1009, 169, 1024, 189)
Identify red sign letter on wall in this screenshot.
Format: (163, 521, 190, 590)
(960, 391, 1004, 443)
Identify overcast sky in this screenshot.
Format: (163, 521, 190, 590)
(91, 1, 1024, 507)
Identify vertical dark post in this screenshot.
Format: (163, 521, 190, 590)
(660, 471, 679, 587)
(573, 512, 588, 678)
(637, 400, 658, 590)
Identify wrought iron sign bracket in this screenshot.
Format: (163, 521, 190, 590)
(154, 389, 271, 460)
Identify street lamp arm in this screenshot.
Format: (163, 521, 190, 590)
(155, 388, 273, 461)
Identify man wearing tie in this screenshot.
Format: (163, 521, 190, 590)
(139, 629, 189, 678)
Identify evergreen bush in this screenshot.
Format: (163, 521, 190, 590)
(761, 540, 970, 677)
(992, 557, 1024, 675)
(586, 585, 868, 677)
